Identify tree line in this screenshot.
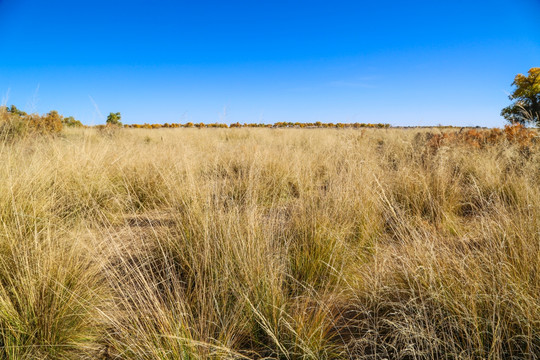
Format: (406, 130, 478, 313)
(1, 67, 538, 134)
(123, 121, 391, 129)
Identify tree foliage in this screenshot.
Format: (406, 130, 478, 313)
(7, 105, 27, 117)
(31, 110, 63, 134)
(106, 112, 122, 126)
(501, 68, 540, 125)
(62, 116, 83, 127)
(0, 106, 65, 140)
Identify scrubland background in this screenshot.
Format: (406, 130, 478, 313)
(0, 126, 539, 359)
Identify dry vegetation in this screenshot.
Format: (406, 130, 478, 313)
(0, 114, 539, 359)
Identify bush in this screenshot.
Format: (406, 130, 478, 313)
(62, 116, 83, 127)
(426, 124, 537, 151)
(0, 107, 65, 141)
(0, 108, 30, 141)
(106, 112, 122, 126)
(29, 111, 63, 135)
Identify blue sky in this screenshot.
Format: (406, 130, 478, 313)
(0, 0, 539, 126)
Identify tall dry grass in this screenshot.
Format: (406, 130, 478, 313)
(0, 123, 538, 359)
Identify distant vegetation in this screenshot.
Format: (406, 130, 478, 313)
(62, 115, 83, 128)
(0, 106, 393, 130)
(426, 123, 536, 150)
(0, 105, 63, 140)
(1, 68, 538, 135)
(0, 105, 83, 141)
(124, 121, 392, 129)
(106, 111, 123, 126)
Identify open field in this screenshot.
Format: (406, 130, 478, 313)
(0, 126, 539, 359)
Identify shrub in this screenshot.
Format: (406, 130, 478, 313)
(427, 124, 537, 151)
(30, 110, 63, 135)
(0, 107, 64, 141)
(0, 108, 30, 141)
(106, 112, 122, 126)
(62, 116, 83, 127)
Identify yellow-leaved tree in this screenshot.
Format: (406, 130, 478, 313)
(501, 67, 540, 125)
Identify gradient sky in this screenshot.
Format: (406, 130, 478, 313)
(0, 0, 539, 126)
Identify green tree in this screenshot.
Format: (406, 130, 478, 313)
(7, 105, 27, 117)
(501, 68, 540, 125)
(106, 112, 122, 126)
(62, 116, 83, 127)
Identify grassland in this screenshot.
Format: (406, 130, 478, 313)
(0, 125, 539, 359)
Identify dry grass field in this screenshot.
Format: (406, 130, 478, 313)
(0, 125, 539, 359)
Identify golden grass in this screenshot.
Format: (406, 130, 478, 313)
(0, 125, 538, 359)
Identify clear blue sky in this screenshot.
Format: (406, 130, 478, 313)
(0, 0, 539, 126)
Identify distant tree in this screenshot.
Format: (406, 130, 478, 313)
(30, 110, 63, 134)
(106, 112, 122, 126)
(62, 116, 83, 127)
(501, 68, 540, 126)
(7, 105, 27, 117)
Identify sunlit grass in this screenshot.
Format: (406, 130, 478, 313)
(0, 125, 538, 359)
